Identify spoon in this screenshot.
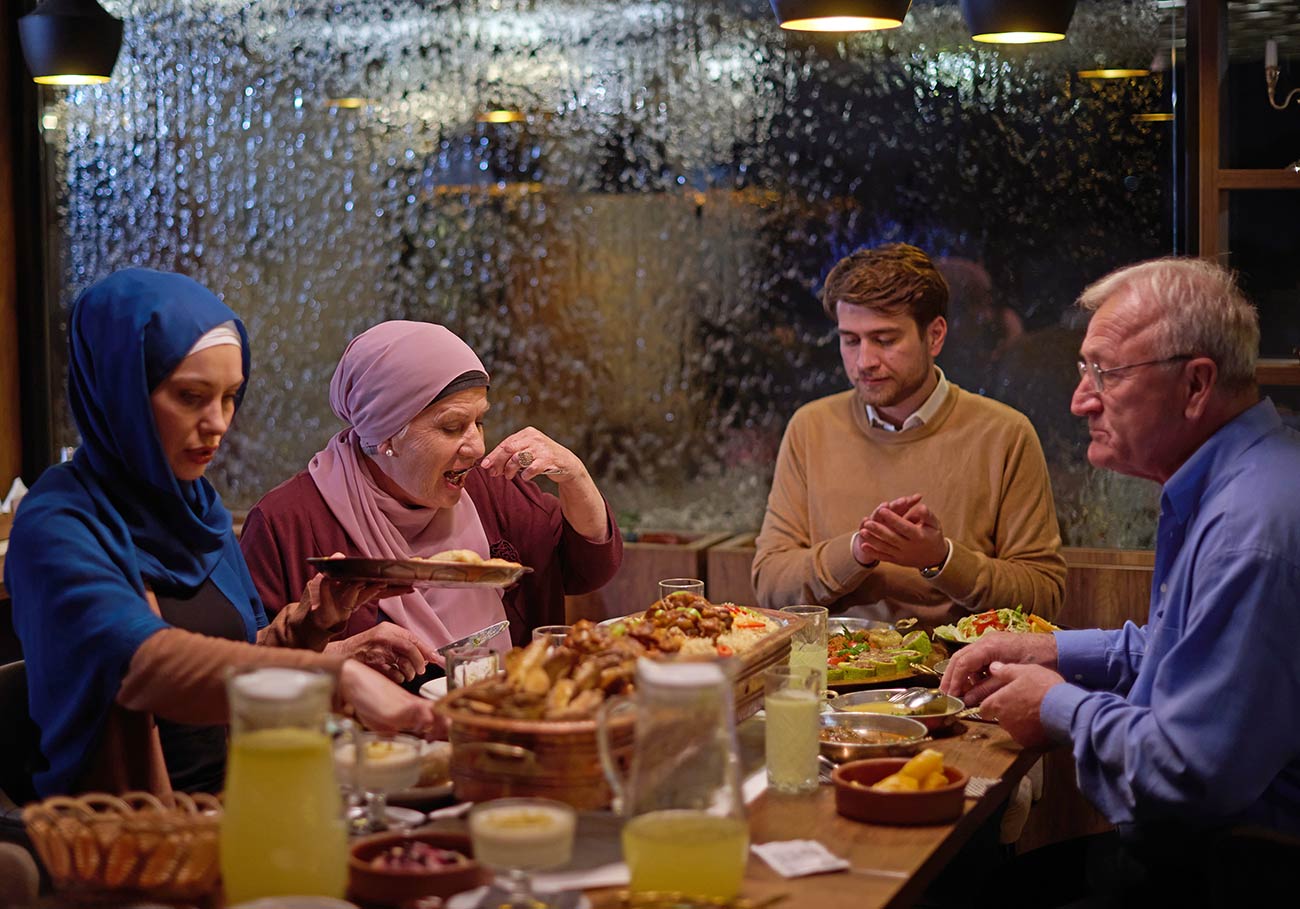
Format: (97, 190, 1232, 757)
(887, 687, 944, 712)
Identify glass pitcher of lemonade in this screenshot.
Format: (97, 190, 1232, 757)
(220, 667, 349, 904)
(597, 659, 748, 901)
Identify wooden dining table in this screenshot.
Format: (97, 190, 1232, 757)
(709, 723, 1039, 909)
(415, 719, 1040, 909)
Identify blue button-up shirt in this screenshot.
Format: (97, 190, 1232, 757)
(1041, 399, 1300, 834)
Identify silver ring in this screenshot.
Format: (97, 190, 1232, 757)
(516, 450, 535, 468)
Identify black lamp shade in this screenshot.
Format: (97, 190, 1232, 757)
(961, 0, 1077, 43)
(770, 0, 912, 32)
(19, 0, 124, 85)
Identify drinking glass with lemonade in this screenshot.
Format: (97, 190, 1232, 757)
(763, 666, 821, 794)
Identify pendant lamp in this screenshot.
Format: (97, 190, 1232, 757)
(961, 0, 1076, 45)
(18, 0, 123, 85)
(770, 0, 911, 33)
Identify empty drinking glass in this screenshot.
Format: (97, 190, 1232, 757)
(658, 577, 705, 607)
(781, 605, 829, 693)
(531, 624, 572, 646)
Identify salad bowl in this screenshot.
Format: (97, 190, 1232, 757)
(933, 606, 1059, 648)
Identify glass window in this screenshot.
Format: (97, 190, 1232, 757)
(1224, 1, 1300, 170)
(37, 0, 1179, 548)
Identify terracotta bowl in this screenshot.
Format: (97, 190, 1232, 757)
(831, 757, 968, 826)
(348, 830, 485, 906)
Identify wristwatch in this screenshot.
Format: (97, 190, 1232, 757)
(919, 539, 952, 579)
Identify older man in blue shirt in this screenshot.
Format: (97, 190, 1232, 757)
(942, 257, 1300, 900)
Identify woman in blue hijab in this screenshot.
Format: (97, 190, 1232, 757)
(5, 268, 435, 797)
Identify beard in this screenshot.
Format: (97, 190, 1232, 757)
(852, 367, 930, 411)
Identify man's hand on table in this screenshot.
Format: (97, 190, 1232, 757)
(940, 630, 1059, 703)
(978, 662, 1065, 750)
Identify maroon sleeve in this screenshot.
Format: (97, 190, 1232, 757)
(466, 471, 622, 646)
(240, 502, 294, 618)
(240, 471, 380, 640)
(557, 504, 623, 595)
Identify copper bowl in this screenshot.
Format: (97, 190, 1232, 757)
(347, 830, 484, 906)
(831, 757, 968, 825)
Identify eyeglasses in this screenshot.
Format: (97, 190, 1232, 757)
(1076, 355, 1194, 394)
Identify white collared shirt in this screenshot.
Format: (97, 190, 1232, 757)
(865, 367, 950, 432)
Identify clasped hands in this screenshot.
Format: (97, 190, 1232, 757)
(852, 493, 949, 570)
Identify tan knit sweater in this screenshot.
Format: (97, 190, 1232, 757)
(753, 385, 1066, 626)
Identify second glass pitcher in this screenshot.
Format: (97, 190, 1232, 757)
(597, 658, 748, 900)
(220, 667, 349, 904)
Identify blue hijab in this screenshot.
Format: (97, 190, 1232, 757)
(6, 268, 267, 795)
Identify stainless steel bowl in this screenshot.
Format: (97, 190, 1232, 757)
(818, 712, 928, 763)
(827, 688, 964, 732)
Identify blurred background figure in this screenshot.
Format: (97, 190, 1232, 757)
(935, 257, 1023, 397)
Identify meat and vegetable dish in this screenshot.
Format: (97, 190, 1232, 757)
(827, 624, 947, 684)
(608, 592, 778, 658)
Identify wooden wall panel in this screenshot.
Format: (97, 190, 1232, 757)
(706, 532, 759, 605)
(702, 536, 1156, 631)
(1060, 547, 1154, 630)
(564, 530, 732, 624)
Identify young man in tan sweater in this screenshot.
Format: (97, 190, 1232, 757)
(753, 244, 1065, 626)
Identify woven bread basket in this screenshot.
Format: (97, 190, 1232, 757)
(22, 791, 222, 900)
(436, 607, 800, 809)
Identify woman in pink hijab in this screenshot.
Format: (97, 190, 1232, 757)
(240, 322, 623, 682)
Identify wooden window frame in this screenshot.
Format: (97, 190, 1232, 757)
(1193, 0, 1300, 386)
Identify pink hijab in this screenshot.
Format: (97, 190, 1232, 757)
(308, 321, 508, 654)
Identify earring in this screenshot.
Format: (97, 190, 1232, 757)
(385, 447, 395, 457)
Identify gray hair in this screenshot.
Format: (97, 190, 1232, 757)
(1077, 257, 1259, 391)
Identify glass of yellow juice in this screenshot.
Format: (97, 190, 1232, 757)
(781, 605, 829, 692)
(622, 809, 749, 900)
(763, 666, 821, 794)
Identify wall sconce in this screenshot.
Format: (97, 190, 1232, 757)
(961, 0, 1076, 45)
(18, 0, 123, 85)
(1265, 40, 1300, 110)
(769, 0, 911, 33)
